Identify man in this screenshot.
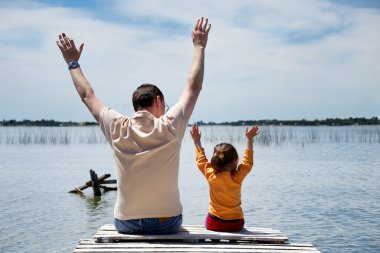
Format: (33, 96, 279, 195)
(56, 17, 211, 234)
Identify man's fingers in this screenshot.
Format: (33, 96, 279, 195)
(62, 33, 69, 43)
(194, 19, 200, 31)
(69, 37, 75, 47)
(78, 43, 84, 55)
(202, 18, 208, 32)
(59, 33, 71, 48)
(194, 19, 199, 31)
(58, 35, 65, 47)
(64, 37, 71, 48)
(195, 17, 204, 31)
(56, 41, 64, 50)
(205, 24, 211, 33)
(196, 18, 202, 31)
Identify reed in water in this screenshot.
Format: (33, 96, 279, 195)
(0, 125, 379, 145)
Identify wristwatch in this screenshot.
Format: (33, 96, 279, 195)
(68, 61, 80, 70)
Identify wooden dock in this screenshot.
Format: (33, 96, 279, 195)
(73, 224, 320, 252)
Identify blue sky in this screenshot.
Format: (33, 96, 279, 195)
(0, 0, 379, 122)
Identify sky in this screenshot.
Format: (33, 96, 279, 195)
(0, 0, 379, 123)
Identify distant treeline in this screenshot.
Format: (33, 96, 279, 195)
(1, 119, 98, 127)
(1, 117, 379, 127)
(195, 117, 380, 126)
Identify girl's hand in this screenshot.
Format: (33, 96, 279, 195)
(190, 125, 201, 142)
(246, 125, 260, 140)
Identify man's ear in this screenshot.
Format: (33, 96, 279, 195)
(156, 96, 163, 105)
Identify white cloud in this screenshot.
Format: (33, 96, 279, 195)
(0, 0, 379, 122)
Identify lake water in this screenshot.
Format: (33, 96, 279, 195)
(0, 126, 379, 252)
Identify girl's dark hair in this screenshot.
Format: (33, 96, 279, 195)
(132, 83, 164, 111)
(211, 143, 238, 173)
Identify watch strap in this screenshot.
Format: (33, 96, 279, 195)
(68, 61, 80, 70)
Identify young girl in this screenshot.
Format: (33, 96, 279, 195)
(190, 124, 260, 232)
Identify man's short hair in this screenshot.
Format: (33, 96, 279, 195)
(132, 83, 164, 111)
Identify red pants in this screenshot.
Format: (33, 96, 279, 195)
(205, 213, 244, 232)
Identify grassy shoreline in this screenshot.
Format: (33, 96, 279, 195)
(1, 116, 379, 127)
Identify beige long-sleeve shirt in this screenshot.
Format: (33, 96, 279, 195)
(99, 103, 188, 220)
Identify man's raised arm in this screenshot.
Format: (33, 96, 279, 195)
(56, 33, 105, 122)
(180, 17, 211, 119)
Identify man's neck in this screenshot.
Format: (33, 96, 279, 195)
(137, 107, 161, 118)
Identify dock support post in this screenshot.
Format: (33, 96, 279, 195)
(90, 169, 102, 197)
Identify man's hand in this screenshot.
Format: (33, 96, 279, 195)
(56, 33, 105, 122)
(180, 17, 211, 120)
(56, 33, 84, 64)
(192, 17, 211, 49)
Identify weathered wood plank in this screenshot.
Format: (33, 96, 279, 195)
(74, 243, 321, 253)
(69, 174, 110, 193)
(95, 232, 286, 240)
(76, 240, 319, 250)
(93, 225, 288, 244)
(74, 243, 321, 252)
(99, 186, 117, 191)
(74, 248, 320, 253)
(73, 224, 320, 253)
(99, 224, 280, 233)
(98, 224, 283, 235)
(95, 230, 284, 236)
(100, 180, 117, 184)
(79, 240, 314, 247)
